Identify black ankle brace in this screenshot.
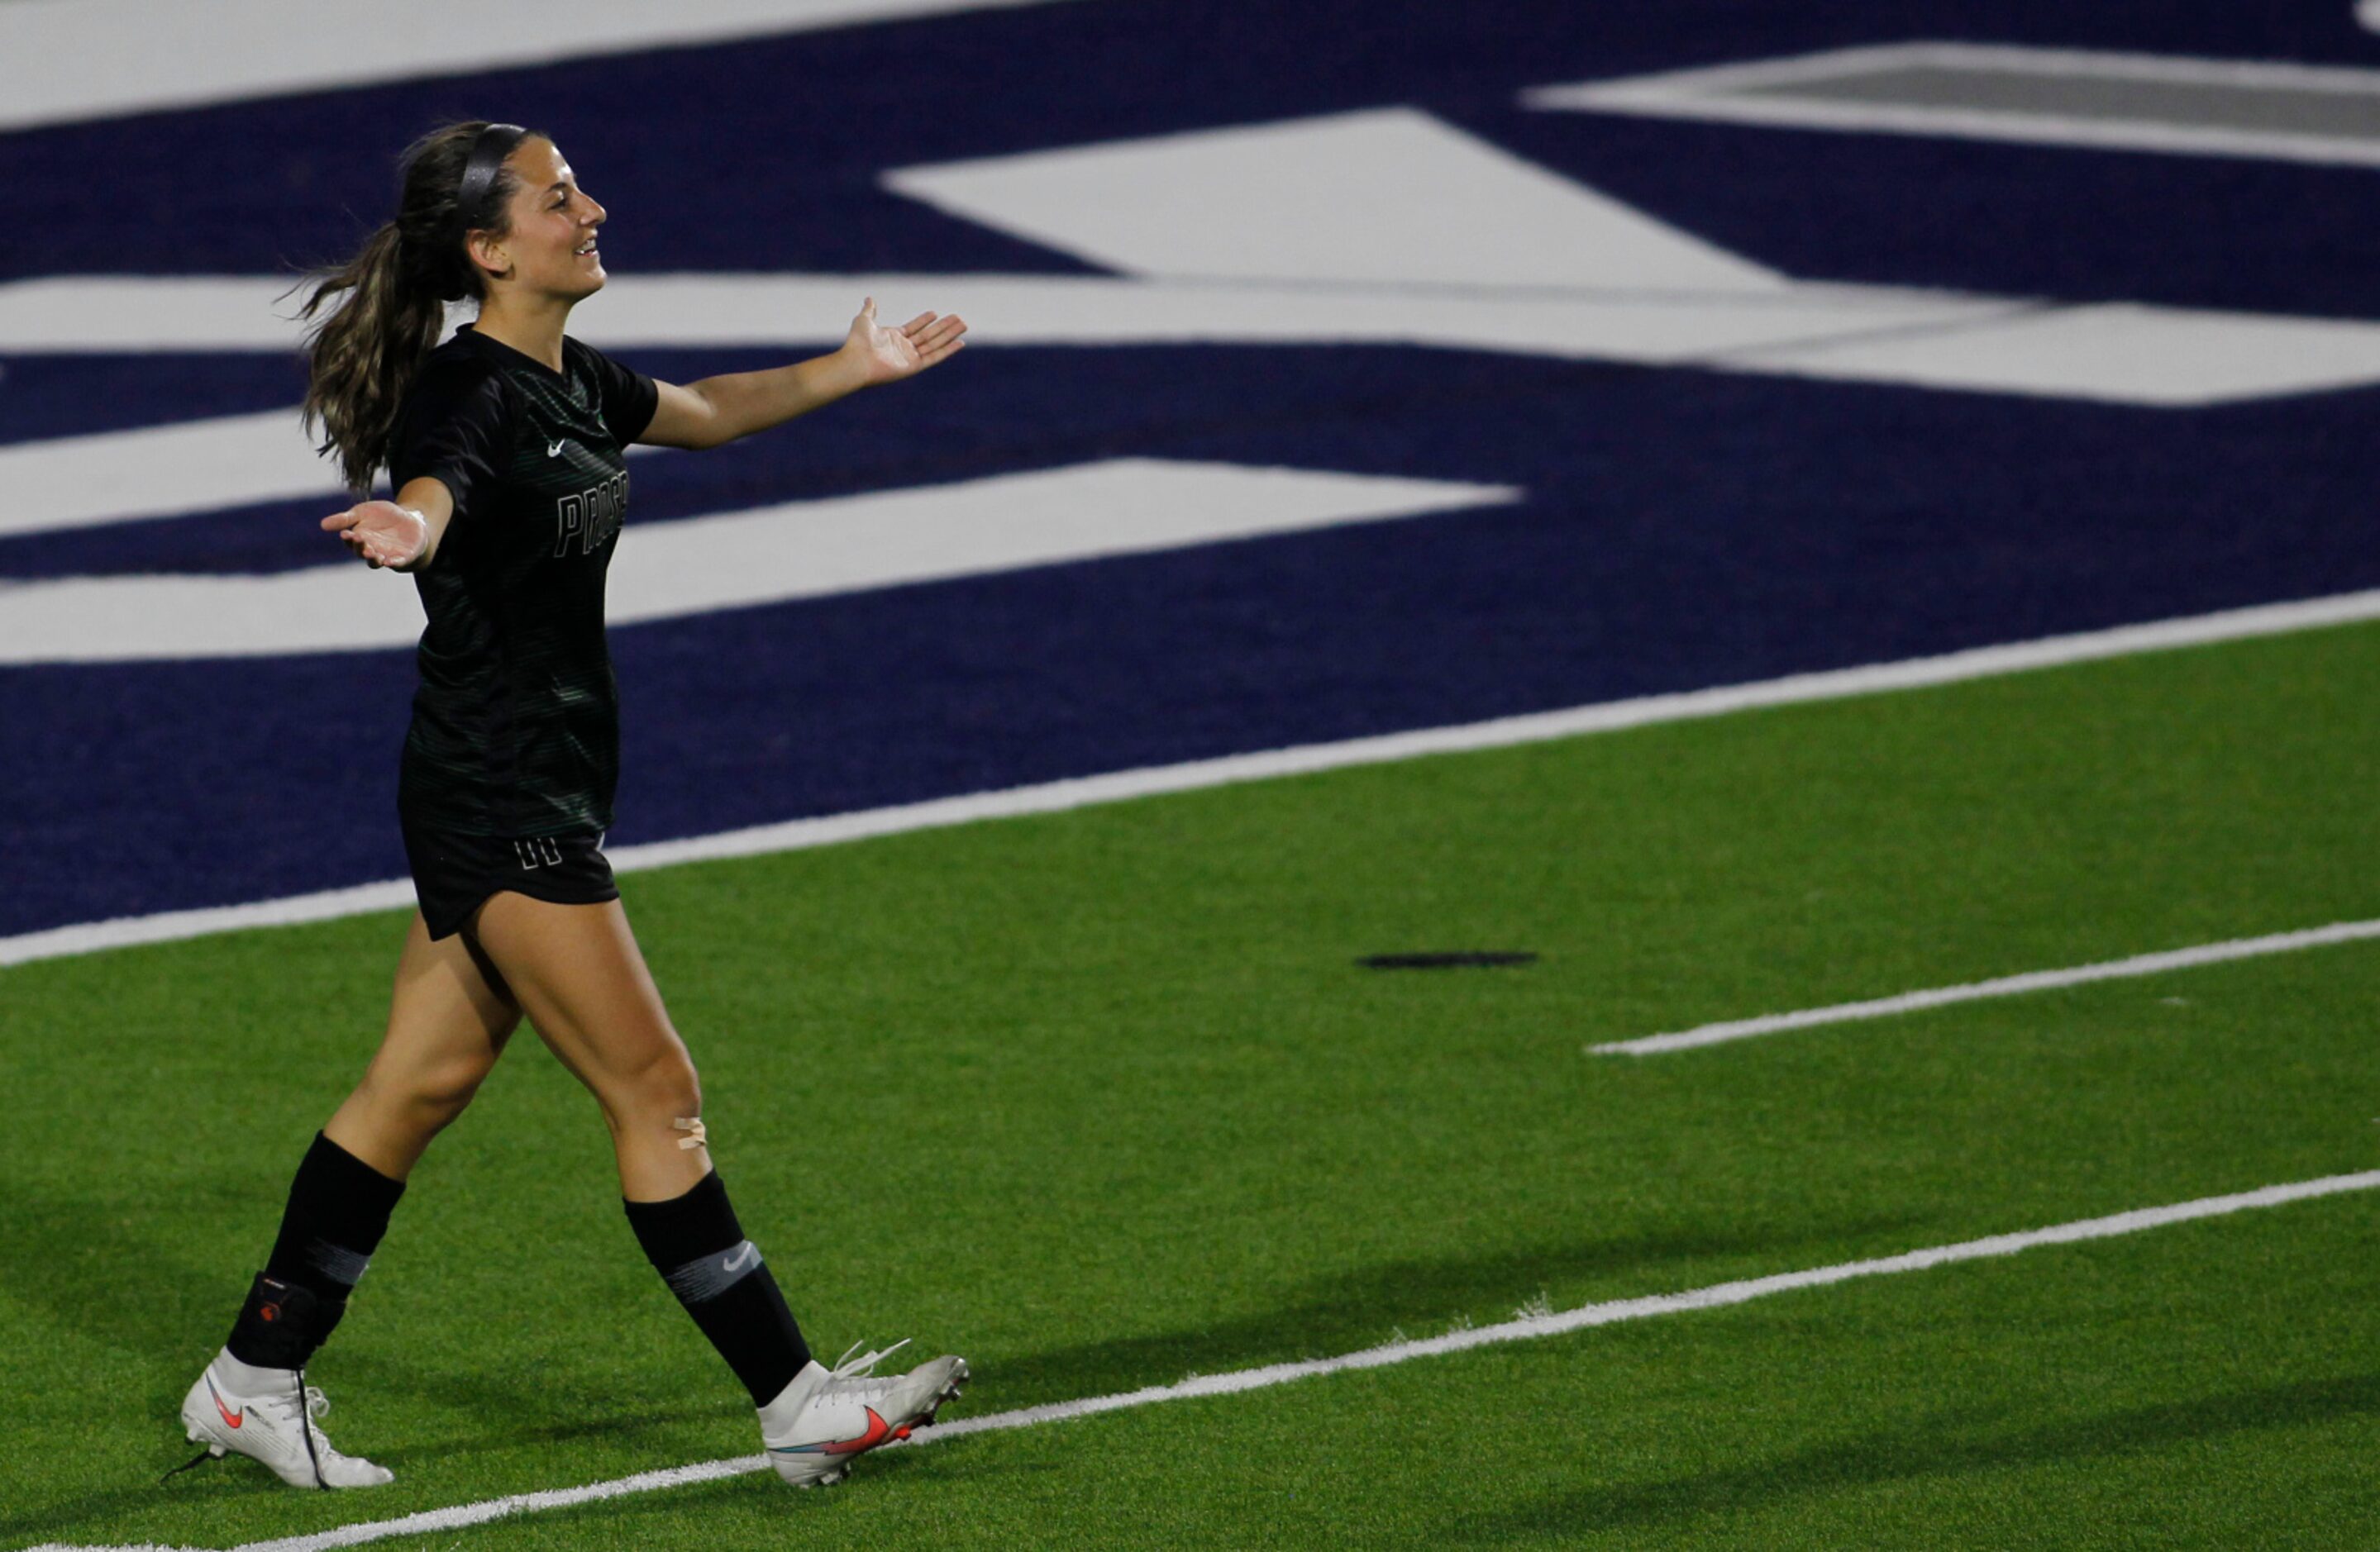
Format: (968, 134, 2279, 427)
(225, 1273, 336, 1370)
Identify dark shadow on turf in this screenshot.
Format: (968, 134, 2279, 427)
(979, 1216, 1927, 1412)
(0, 1182, 302, 1541)
(370, 1388, 744, 1464)
(0, 1178, 742, 1540)
(0, 1482, 249, 1548)
(0, 1183, 247, 1360)
(538, 1427, 1012, 1524)
(0, 1431, 365, 1545)
(1444, 1373, 2380, 1543)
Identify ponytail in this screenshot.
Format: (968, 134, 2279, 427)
(298, 221, 446, 492)
(298, 121, 537, 493)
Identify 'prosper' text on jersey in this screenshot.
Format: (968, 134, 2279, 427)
(384, 326, 660, 838)
(556, 470, 630, 557)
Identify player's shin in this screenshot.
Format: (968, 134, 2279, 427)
(228, 1130, 408, 1369)
(622, 1168, 812, 1406)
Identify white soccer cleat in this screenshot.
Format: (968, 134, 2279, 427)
(177, 1352, 394, 1489)
(759, 1339, 968, 1488)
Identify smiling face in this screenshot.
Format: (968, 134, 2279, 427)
(466, 136, 608, 302)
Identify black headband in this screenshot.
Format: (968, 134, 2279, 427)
(451, 122, 529, 236)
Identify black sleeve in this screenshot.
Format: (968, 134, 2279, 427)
(570, 338, 659, 445)
(389, 359, 512, 517)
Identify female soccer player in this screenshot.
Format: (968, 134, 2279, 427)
(174, 121, 969, 1492)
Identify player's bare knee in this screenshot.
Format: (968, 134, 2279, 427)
(646, 1078, 708, 1156)
(618, 1048, 701, 1129)
(420, 1062, 489, 1120)
(393, 1059, 486, 1131)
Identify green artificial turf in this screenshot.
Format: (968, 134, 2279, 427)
(285, 1190, 2380, 1552)
(5, 622, 2378, 1549)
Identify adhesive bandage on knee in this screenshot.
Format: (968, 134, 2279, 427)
(673, 1116, 708, 1150)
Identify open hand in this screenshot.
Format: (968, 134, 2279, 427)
(845, 297, 967, 387)
(322, 499, 432, 570)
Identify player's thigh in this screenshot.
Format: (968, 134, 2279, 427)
(465, 893, 697, 1112)
(357, 912, 522, 1098)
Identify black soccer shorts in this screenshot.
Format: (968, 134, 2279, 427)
(398, 818, 620, 940)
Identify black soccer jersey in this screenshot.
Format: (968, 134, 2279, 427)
(387, 325, 658, 837)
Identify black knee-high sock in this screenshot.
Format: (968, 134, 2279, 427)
(623, 1171, 811, 1407)
(226, 1132, 406, 1369)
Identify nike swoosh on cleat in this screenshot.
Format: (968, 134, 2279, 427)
(769, 1407, 893, 1456)
(205, 1375, 245, 1430)
(547, 439, 566, 456)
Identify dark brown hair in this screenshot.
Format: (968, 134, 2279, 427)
(297, 122, 538, 492)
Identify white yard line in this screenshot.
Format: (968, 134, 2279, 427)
(13, 271, 2380, 416)
(0, 459, 1515, 661)
(0, 271, 1994, 358)
(1595, 919, 2380, 1055)
(8, 585, 2380, 974)
(885, 107, 1786, 292)
(1524, 41, 2380, 169)
(0, 0, 1088, 134)
(30, 1169, 2380, 1552)
(1531, 40, 2380, 102)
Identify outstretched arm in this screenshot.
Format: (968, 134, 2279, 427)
(321, 476, 455, 571)
(640, 298, 967, 450)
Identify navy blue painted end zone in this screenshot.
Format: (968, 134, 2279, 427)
(7, 0, 2379, 940)
(3, 0, 2376, 288)
(2, 345, 2367, 938)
